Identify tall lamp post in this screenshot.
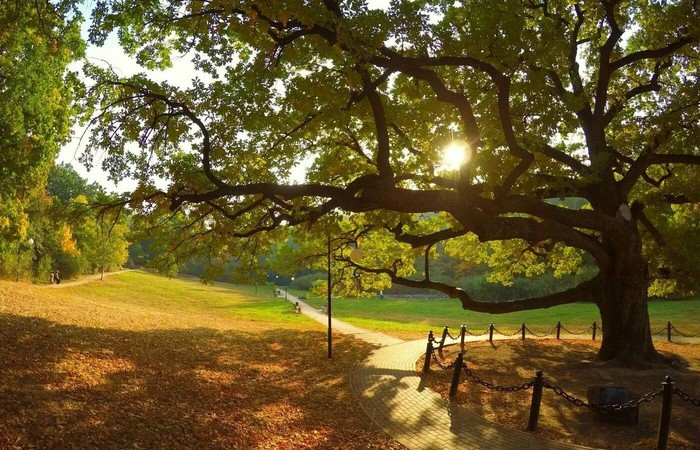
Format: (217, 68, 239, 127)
(285, 277, 294, 300)
(327, 235, 332, 360)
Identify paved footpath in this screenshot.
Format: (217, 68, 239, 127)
(284, 290, 596, 450)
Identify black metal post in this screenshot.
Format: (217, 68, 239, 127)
(438, 326, 449, 353)
(556, 321, 561, 340)
(667, 321, 672, 342)
(422, 331, 434, 373)
(592, 321, 597, 341)
(521, 322, 526, 341)
(656, 376, 675, 450)
(327, 235, 332, 360)
(449, 352, 464, 398)
(460, 324, 466, 353)
(527, 370, 544, 432)
(489, 323, 494, 343)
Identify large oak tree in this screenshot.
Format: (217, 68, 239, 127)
(82, 0, 699, 365)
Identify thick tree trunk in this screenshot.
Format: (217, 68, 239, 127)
(597, 287, 661, 366)
(596, 232, 663, 366)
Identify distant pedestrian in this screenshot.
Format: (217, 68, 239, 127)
(55, 270, 61, 284)
(294, 302, 302, 314)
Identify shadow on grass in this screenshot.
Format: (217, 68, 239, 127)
(0, 313, 402, 449)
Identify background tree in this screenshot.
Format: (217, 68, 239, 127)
(82, 0, 699, 365)
(0, 0, 83, 280)
(0, 0, 83, 242)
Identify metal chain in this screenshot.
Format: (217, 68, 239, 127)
(430, 349, 456, 370)
(465, 328, 490, 337)
(671, 325, 700, 338)
(543, 381, 662, 411)
(561, 326, 592, 335)
(674, 387, 700, 407)
(492, 326, 522, 337)
(524, 326, 557, 338)
(651, 326, 668, 336)
(460, 363, 533, 392)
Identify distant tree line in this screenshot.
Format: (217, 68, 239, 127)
(0, 164, 131, 282)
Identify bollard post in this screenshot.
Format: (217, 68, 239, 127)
(449, 353, 464, 398)
(460, 324, 466, 353)
(438, 326, 449, 353)
(527, 370, 544, 432)
(422, 331, 434, 373)
(592, 321, 597, 341)
(656, 376, 675, 450)
(521, 322, 526, 341)
(556, 321, 561, 340)
(667, 321, 672, 342)
(489, 323, 494, 343)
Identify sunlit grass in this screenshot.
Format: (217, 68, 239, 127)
(5, 270, 316, 332)
(300, 294, 700, 339)
(0, 271, 401, 449)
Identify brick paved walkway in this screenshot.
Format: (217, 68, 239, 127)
(350, 339, 596, 450)
(284, 290, 596, 449)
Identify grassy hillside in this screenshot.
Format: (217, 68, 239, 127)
(0, 271, 401, 449)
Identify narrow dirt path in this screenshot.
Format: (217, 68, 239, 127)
(42, 269, 134, 288)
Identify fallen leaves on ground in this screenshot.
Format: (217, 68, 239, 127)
(0, 278, 404, 449)
(422, 339, 700, 450)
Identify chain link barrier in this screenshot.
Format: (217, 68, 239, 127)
(651, 326, 668, 336)
(464, 328, 491, 337)
(542, 381, 662, 411)
(492, 326, 522, 337)
(671, 325, 700, 338)
(424, 323, 699, 419)
(430, 349, 456, 370)
(524, 326, 557, 338)
(561, 325, 592, 335)
(460, 362, 533, 392)
(674, 387, 700, 407)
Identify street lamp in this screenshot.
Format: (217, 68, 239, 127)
(327, 235, 332, 359)
(285, 277, 294, 300)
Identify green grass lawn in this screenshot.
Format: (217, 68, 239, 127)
(62, 271, 305, 326)
(298, 293, 700, 339)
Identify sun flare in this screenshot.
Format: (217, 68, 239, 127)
(441, 139, 470, 171)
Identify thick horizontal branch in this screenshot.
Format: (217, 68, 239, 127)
(664, 194, 700, 204)
(540, 144, 590, 174)
(611, 35, 697, 70)
(354, 262, 601, 313)
(651, 154, 700, 165)
(391, 226, 468, 248)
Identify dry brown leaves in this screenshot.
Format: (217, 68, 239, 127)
(422, 339, 700, 450)
(0, 280, 404, 449)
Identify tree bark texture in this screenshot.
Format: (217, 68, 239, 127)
(596, 229, 662, 365)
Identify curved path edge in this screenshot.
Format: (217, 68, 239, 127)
(283, 290, 596, 450)
(349, 340, 596, 450)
